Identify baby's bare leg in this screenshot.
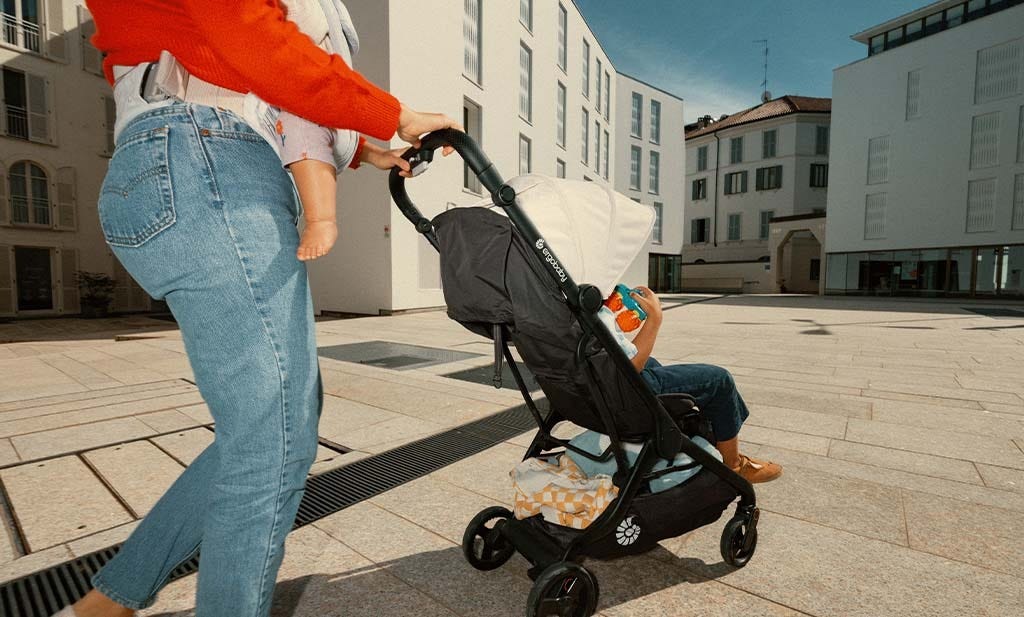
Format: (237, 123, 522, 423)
(290, 159, 339, 261)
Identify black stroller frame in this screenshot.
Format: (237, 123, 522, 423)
(390, 130, 759, 616)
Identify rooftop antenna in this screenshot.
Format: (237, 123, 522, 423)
(754, 39, 770, 103)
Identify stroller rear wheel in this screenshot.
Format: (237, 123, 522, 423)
(527, 562, 599, 617)
(720, 515, 758, 567)
(463, 506, 516, 571)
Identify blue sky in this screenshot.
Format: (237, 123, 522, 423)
(573, 0, 925, 122)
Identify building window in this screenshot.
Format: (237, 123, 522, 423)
(581, 39, 590, 98)
(810, 258, 821, 282)
(864, 193, 887, 239)
(557, 3, 567, 71)
(79, 6, 103, 75)
(652, 203, 663, 244)
(519, 0, 532, 30)
(815, 126, 830, 155)
(759, 210, 774, 240)
(867, 135, 891, 185)
(730, 136, 743, 164)
(649, 151, 660, 194)
(602, 129, 609, 180)
(8, 161, 49, 226)
(581, 108, 589, 164)
(594, 121, 600, 172)
(630, 92, 642, 138)
(697, 145, 708, 171)
(762, 129, 777, 158)
(691, 218, 710, 244)
(556, 82, 566, 148)
(727, 213, 741, 241)
(1, 67, 49, 143)
(724, 171, 748, 195)
(1, 0, 40, 53)
(906, 69, 921, 120)
(966, 178, 997, 233)
(629, 146, 641, 190)
(463, 0, 482, 83)
(970, 112, 1000, 169)
(869, 35, 883, 56)
(1013, 173, 1024, 230)
(595, 58, 603, 113)
(692, 178, 707, 200)
(519, 43, 532, 122)
(650, 100, 661, 144)
(975, 39, 1021, 104)
(810, 163, 829, 188)
(463, 99, 482, 193)
(1019, 105, 1024, 163)
(519, 134, 532, 175)
(603, 70, 611, 120)
(556, 159, 566, 179)
(755, 165, 782, 191)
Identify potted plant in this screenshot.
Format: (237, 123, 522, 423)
(77, 271, 116, 318)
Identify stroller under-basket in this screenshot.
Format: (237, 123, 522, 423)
(389, 130, 759, 617)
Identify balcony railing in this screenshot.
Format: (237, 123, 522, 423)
(5, 105, 29, 140)
(1, 12, 41, 53)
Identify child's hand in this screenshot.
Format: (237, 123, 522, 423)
(362, 143, 413, 176)
(631, 286, 663, 326)
(297, 220, 338, 261)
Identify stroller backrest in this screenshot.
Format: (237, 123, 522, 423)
(433, 206, 658, 438)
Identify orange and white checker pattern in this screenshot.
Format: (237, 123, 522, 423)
(511, 455, 619, 530)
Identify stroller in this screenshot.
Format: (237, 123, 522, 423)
(389, 130, 759, 617)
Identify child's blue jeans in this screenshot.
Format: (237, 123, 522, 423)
(92, 104, 321, 617)
(640, 358, 749, 441)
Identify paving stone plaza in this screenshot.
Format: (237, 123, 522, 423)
(1, 295, 1023, 616)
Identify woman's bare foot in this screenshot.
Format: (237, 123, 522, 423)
(297, 220, 338, 261)
(68, 589, 134, 617)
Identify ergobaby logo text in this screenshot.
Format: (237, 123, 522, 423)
(535, 238, 567, 283)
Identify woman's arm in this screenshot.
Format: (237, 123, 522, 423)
(628, 287, 663, 372)
(181, 0, 399, 139)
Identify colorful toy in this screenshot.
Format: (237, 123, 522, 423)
(602, 284, 647, 332)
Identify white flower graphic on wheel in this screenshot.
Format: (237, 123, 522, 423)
(615, 516, 641, 546)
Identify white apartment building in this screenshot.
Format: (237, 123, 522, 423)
(0, 0, 148, 317)
(827, 0, 1024, 298)
(614, 73, 685, 292)
(683, 96, 831, 293)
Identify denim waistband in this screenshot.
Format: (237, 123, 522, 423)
(117, 103, 260, 148)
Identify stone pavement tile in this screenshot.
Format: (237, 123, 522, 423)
(0, 438, 17, 466)
(864, 380, 1023, 406)
(735, 383, 872, 418)
(980, 401, 1024, 416)
(976, 463, 1024, 493)
(955, 375, 1024, 395)
(41, 355, 123, 388)
(0, 544, 74, 584)
(11, 417, 157, 461)
(308, 450, 370, 476)
(137, 410, 202, 434)
(828, 439, 983, 485)
(0, 389, 203, 430)
(755, 464, 907, 544)
(747, 367, 869, 389)
(746, 404, 848, 439)
(151, 428, 214, 466)
(660, 512, 1024, 617)
(845, 418, 1024, 469)
(0, 382, 87, 405)
(737, 374, 863, 397)
(851, 389, 986, 410)
(84, 441, 184, 517)
(591, 555, 804, 617)
(867, 398, 1024, 439)
(753, 444, 1024, 513)
(902, 489, 1024, 578)
(429, 442, 522, 505)
(0, 381, 193, 417)
(176, 403, 213, 425)
(1, 456, 132, 551)
(315, 501, 452, 563)
(736, 425, 831, 456)
(316, 394, 402, 445)
(340, 415, 446, 452)
(370, 476, 505, 543)
(67, 521, 140, 557)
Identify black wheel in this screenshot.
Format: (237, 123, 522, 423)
(462, 506, 515, 571)
(720, 516, 758, 568)
(526, 562, 599, 617)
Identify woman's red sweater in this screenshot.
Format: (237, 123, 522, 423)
(85, 0, 400, 141)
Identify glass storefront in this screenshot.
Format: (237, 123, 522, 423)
(826, 244, 1024, 298)
(649, 254, 682, 293)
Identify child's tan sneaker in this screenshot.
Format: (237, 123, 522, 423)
(732, 454, 783, 484)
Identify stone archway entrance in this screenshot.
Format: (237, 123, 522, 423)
(768, 213, 827, 294)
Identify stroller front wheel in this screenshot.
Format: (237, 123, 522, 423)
(527, 562, 599, 617)
(463, 506, 516, 571)
(720, 515, 758, 567)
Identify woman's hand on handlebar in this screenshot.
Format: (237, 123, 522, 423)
(398, 105, 463, 157)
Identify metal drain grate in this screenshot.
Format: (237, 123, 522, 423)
(0, 404, 541, 615)
(318, 341, 483, 371)
(962, 307, 1024, 318)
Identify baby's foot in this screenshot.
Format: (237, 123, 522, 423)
(297, 221, 338, 261)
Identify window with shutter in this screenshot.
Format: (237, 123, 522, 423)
(46, 0, 66, 61)
(59, 248, 79, 314)
(969, 112, 1000, 169)
(26, 73, 50, 143)
(79, 6, 103, 75)
(0, 246, 13, 314)
(55, 166, 76, 230)
(463, 0, 482, 83)
(867, 135, 891, 184)
(1013, 173, 1024, 230)
(0, 163, 7, 226)
(966, 178, 997, 233)
(103, 96, 115, 154)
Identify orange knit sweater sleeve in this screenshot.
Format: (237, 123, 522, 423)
(180, 0, 400, 141)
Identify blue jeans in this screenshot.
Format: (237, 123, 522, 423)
(91, 104, 322, 616)
(640, 358, 749, 441)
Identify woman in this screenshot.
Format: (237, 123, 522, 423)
(64, 2, 460, 616)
